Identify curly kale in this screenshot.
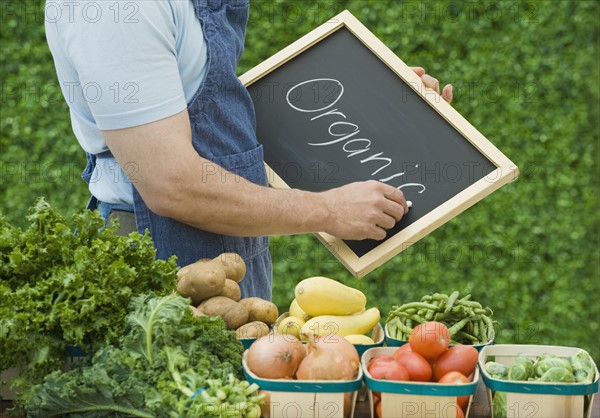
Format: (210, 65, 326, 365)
(24, 294, 259, 418)
(0, 199, 178, 404)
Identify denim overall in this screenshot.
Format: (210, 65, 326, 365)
(83, 0, 272, 299)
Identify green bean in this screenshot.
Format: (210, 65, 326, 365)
(473, 319, 480, 341)
(396, 302, 439, 311)
(433, 312, 448, 321)
(481, 314, 495, 341)
(465, 320, 473, 335)
(444, 291, 460, 313)
(389, 291, 497, 346)
(424, 304, 437, 321)
(457, 330, 479, 343)
(406, 313, 427, 323)
(395, 317, 413, 334)
(448, 316, 471, 337)
(449, 305, 470, 314)
(457, 299, 483, 309)
(395, 324, 403, 340)
(476, 319, 487, 341)
(388, 319, 398, 339)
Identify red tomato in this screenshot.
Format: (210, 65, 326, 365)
(375, 399, 382, 418)
(373, 391, 381, 403)
(438, 371, 470, 411)
(455, 404, 465, 418)
(393, 343, 412, 356)
(367, 355, 409, 381)
(394, 351, 432, 382)
(409, 322, 450, 359)
(432, 345, 479, 381)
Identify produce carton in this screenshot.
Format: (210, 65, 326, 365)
(242, 350, 362, 418)
(479, 344, 599, 418)
(362, 347, 479, 418)
(384, 323, 494, 351)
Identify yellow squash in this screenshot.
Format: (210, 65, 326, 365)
(294, 276, 366, 316)
(301, 307, 380, 337)
(277, 316, 305, 338)
(344, 334, 375, 345)
(288, 298, 311, 321)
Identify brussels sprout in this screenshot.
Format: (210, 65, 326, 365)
(492, 391, 507, 418)
(539, 366, 576, 383)
(485, 361, 509, 380)
(534, 357, 573, 377)
(569, 350, 596, 383)
(508, 357, 534, 381)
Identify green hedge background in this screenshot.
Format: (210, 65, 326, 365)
(1, 1, 598, 360)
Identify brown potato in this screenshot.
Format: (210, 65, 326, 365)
(212, 253, 246, 282)
(239, 297, 279, 325)
(235, 321, 270, 339)
(218, 279, 241, 301)
(176, 260, 226, 306)
(198, 296, 248, 330)
(188, 305, 206, 317)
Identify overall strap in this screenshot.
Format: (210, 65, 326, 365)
(83, 149, 115, 210)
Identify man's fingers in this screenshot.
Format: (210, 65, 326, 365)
(410, 66, 426, 77)
(442, 84, 453, 103)
(376, 213, 397, 230)
(421, 74, 440, 94)
(382, 186, 409, 214)
(369, 226, 388, 241)
(382, 198, 406, 221)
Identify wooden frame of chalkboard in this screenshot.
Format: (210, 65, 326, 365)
(240, 10, 519, 278)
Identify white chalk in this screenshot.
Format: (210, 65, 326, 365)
(407, 201, 413, 208)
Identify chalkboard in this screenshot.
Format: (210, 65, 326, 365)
(240, 10, 518, 277)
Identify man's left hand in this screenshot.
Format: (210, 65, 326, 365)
(411, 66, 453, 103)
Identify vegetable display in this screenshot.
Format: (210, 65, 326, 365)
(246, 334, 306, 379)
(484, 350, 596, 384)
(24, 294, 263, 417)
(368, 321, 479, 417)
(296, 335, 360, 381)
(487, 350, 597, 418)
(386, 291, 496, 345)
(246, 334, 359, 382)
(294, 276, 366, 316)
(176, 256, 279, 338)
(278, 277, 380, 344)
(0, 200, 178, 406)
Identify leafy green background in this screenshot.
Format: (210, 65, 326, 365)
(1, 1, 598, 361)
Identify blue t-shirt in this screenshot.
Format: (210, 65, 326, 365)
(45, 0, 208, 205)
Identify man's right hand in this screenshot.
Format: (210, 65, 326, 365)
(321, 180, 409, 241)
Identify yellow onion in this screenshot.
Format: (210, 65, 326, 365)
(246, 334, 306, 379)
(296, 334, 359, 380)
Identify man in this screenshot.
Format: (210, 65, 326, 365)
(45, 0, 452, 299)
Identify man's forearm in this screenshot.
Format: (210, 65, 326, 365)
(164, 159, 330, 236)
